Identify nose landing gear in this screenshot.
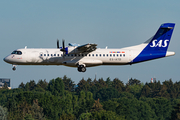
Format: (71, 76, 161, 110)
(12, 65, 17, 71)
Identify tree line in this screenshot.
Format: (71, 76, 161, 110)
(0, 76, 180, 120)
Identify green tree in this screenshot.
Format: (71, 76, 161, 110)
(79, 112, 92, 120)
(59, 113, 75, 120)
(171, 103, 180, 120)
(30, 99, 46, 120)
(112, 78, 124, 92)
(128, 78, 141, 85)
(103, 100, 118, 112)
(140, 97, 172, 120)
(76, 78, 90, 93)
(55, 77, 64, 96)
(37, 79, 48, 90)
(106, 77, 112, 87)
(47, 79, 55, 94)
(25, 82, 30, 91)
(23, 114, 34, 120)
(140, 84, 152, 97)
(92, 110, 124, 120)
(129, 83, 144, 98)
(19, 82, 25, 89)
(95, 87, 119, 101)
(90, 99, 103, 112)
(29, 80, 36, 91)
(62, 75, 75, 92)
(0, 106, 8, 120)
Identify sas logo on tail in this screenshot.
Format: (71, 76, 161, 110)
(150, 40, 169, 47)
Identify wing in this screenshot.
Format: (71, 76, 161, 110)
(77, 43, 97, 52)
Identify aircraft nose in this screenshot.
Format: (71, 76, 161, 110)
(3, 56, 10, 63)
(3, 57, 8, 62)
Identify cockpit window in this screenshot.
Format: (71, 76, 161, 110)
(11, 51, 22, 55)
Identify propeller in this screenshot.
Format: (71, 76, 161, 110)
(57, 39, 66, 52)
(57, 39, 66, 59)
(61, 39, 65, 51)
(57, 39, 59, 48)
(60, 39, 66, 52)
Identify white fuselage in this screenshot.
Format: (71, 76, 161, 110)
(4, 48, 134, 67)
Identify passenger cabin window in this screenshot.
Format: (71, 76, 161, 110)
(123, 54, 125, 57)
(11, 51, 22, 55)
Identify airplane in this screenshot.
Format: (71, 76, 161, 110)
(3, 23, 175, 72)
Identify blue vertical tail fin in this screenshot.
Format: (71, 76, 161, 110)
(145, 23, 175, 51)
(132, 23, 175, 63)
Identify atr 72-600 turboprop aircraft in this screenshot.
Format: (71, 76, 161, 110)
(4, 23, 175, 72)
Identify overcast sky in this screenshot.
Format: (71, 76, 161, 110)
(1, 1, 180, 88)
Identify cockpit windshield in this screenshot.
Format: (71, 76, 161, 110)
(11, 50, 22, 55)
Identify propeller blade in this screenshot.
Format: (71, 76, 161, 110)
(57, 39, 59, 48)
(60, 39, 66, 52)
(62, 39, 65, 49)
(60, 39, 66, 61)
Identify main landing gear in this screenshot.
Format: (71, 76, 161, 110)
(77, 65, 86, 72)
(12, 65, 17, 71)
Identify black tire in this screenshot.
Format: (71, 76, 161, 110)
(77, 67, 82, 72)
(81, 67, 86, 72)
(12, 67, 16, 71)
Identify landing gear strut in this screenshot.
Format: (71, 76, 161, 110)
(77, 65, 86, 72)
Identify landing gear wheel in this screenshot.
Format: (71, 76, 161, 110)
(81, 67, 86, 72)
(78, 67, 82, 72)
(12, 67, 16, 71)
(77, 65, 86, 72)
